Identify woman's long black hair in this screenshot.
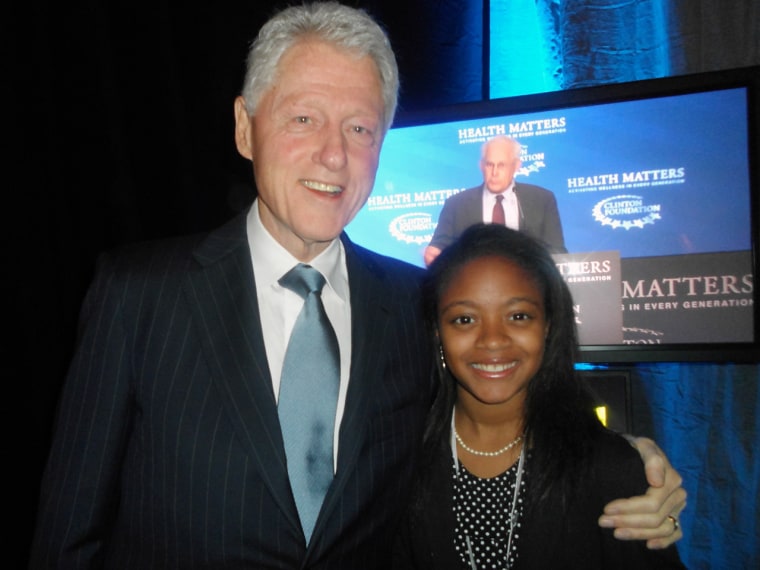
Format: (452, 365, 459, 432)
(420, 224, 602, 510)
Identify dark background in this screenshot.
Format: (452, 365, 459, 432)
(11, 1, 759, 567)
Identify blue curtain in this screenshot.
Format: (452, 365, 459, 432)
(491, 0, 759, 95)
(488, 1, 760, 568)
(629, 363, 760, 569)
(490, 0, 562, 96)
(554, 0, 673, 87)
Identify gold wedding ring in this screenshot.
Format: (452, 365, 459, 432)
(667, 515, 680, 533)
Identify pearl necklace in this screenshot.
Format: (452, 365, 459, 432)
(450, 412, 525, 570)
(454, 426, 523, 457)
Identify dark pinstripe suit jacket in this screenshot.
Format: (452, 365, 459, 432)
(29, 212, 433, 569)
(428, 184, 567, 253)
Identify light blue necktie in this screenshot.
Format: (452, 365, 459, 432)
(278, 264, 339, 543)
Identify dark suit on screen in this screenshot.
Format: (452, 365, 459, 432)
(429, 183, 567, 253)
(29, 210, 433, 569)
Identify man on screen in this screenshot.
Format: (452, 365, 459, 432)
(424, 135, 567, 265)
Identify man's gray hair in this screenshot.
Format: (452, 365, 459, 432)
(241, 2, 399, 133)
(481, 135, 522, 160)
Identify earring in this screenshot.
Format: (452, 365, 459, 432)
(438, 345, 446, 370)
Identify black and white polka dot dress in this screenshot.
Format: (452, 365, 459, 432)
(452, 461, 526, 570)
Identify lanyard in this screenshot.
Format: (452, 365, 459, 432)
(450, 410, 525, 570)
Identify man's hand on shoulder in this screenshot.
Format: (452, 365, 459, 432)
(598, 436, 686, 549)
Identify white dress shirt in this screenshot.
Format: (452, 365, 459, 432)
(246, 201, 352, 469)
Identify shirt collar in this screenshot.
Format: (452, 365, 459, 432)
(247, 200, 348, 301)
(482, 181, 516, 198)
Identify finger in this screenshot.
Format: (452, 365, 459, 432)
(604, 510, 683, 543)
(599, 487, 687, 540)
(643, 451, 667, 488)
(602, 486, 687, 522)
(628, 436, 668, 488)
(646, 514, 683, 550)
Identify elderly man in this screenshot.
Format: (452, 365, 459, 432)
(29, 3, 684, 568)
(425, 135, 566, 266)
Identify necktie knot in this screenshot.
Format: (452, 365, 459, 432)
(280, 264, 326, 299)
(495, 194, 504, 204)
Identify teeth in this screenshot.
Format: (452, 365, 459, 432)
(300, 179, 343, 194)
(472, 362, 516, 373)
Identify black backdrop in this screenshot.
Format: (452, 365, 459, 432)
(11, 1, 760, 567)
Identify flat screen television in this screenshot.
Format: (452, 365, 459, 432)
(345, 66, 759, 363)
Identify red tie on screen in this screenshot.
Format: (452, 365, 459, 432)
(492, 194, 505, 225)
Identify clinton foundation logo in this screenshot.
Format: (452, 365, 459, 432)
(592, 195, 662, 230)
(389, 212, 436, 245)
(518, 146, 547, 177)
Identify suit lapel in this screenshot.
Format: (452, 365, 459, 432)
(514, 182, 528, 231)
(339, 236, 393, 472)
(468, 186, 484, 226)
(182, 212, 301, 532)
(308, 235, 396, 543)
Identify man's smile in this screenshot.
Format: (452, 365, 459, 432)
(300, 179, 344, 194)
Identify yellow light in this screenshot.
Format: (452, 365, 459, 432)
(595, 405, 608, 427)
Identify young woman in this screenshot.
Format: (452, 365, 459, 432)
(393, 224, 685, 569)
